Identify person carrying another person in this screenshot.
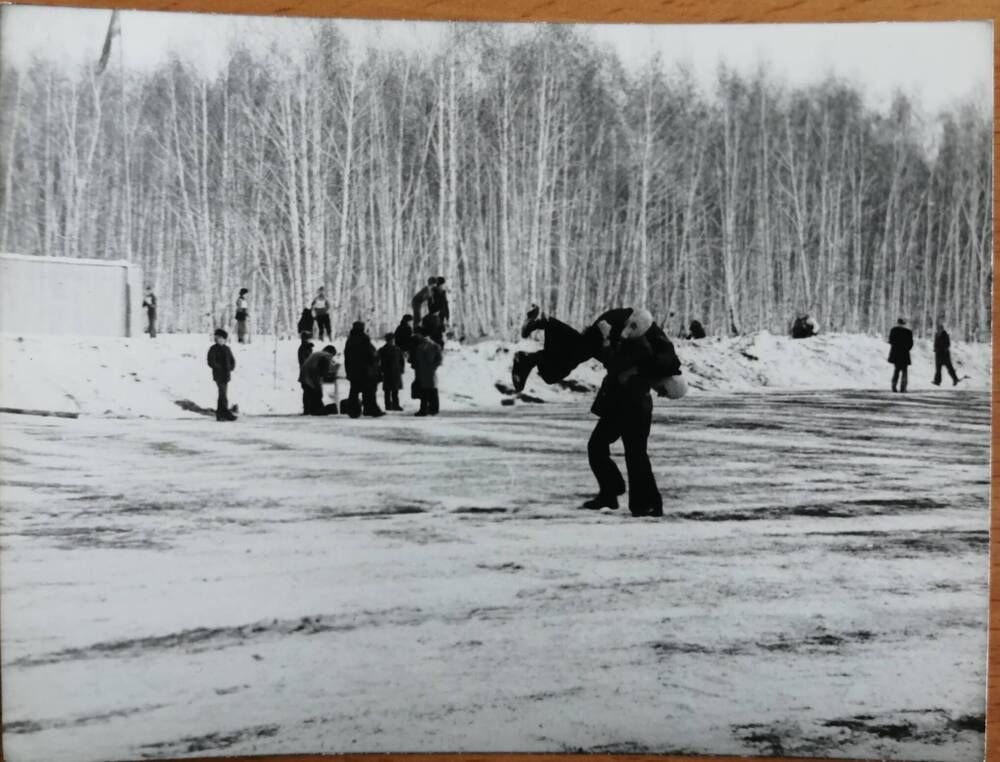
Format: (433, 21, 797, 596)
(410, 329, 443, 416)
(344, 321, 384, 418)
(378, 333, 406, 412)
(887, 318, 913, 393)
(299, 345, 339, 416)
(207, 329, 237, 422)
(311, 287, 332, 342)
(933, 321, 961, 386)
(235, 288, 250, 343)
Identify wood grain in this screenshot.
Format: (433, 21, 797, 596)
(1, 1, 996, 762)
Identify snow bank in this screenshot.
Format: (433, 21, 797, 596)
(0, 330, 990, 418)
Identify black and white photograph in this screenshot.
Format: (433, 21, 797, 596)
(0, 7, 992, 762)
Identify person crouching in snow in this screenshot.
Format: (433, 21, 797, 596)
(887, 318, 913, 393)
(584, 309, 680, 517)
(378, 333, 405, 411)
(299, 345, 338, 415)
(410, 329, 442, 416)
(207, 329, 237, 421)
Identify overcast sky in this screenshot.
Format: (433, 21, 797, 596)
(1, 6, 992, 115)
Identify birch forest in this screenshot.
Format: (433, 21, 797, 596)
(0, 23, 992, 340)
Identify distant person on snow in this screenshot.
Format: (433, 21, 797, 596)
(887, 318, 913, 393)
(142, 287, 157, 338)
(207, 329, 237, 422)
(933, 321, 960, 386)
(512, 304, 683, 400)
(235, 288, 250, 343)
(297, 331, 314, 368)
(344, 321, 384, 418)
(686, 319, 706, 340)
(790, 312, 819, 339)
(411, 277, 437, 324)
(311, 288, 332, 342)
(378, 333, 406, 412)
(297, 308, 314, 337)
(394, 314, 414, 356)
(410, 329, 443, 416)
(431, 277, 450, 328)
(421, 309, 446, 348)
(299, 345, 338, 415)
(583, 308, 682, 517)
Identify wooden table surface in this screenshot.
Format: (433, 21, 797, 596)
(2, 1, 997, 762)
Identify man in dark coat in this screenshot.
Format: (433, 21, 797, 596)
(411, 277, 437, 324)
(431, 277, 450, 327)
(207, 329, 237, 421)
(378, 333, 405, 412)
(421, 309, 445, 348)
(142, 287, 157, 338)
(299, 345, 338, 415)
(297, 331, 314, 367)
(297, 308, 314, 337)
(344, 321, 384, 418)
(584, 309, 681, 517)
(394, 315, 414, 356)
(887, 318, 913, 393)
(512, 304, 680, 395)
(933, 321, 960, 386)
(410, 330, 443, 416)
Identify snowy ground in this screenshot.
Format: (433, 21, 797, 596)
(0, 389, 989, 762)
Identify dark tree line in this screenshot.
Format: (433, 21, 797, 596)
(0, 22, 991, 340)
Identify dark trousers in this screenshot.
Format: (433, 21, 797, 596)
(215, 381, 232, 420)
(383, 387, 400, 410)
(891, 365, 908, 392)
(934, 353, 959, 385)
(237, 319, 248, 343)
(147, 313, 157, 338)
(315, 313, 332, 341)
(302, 383, 326, 415)
(588, 400, 660, 514)
(418, 388, 440, 415)
(349, 381, 380, 417)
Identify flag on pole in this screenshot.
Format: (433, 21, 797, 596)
(95, 10, 121, 76)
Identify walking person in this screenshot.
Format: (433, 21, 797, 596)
(410, 329, 443, 416)
(933, 321, 961, 386)
(235, 288, 250, 343)
(142, 286, 157, 338)
(312, 287, 332, 342)
(299, 345, 338, 416)
(378, 333, 405, 412)
(344, 321, 384, 418)
(207, 329, 237, 422)
(887, 318, 913, 393)
(583, 313, 681, 517)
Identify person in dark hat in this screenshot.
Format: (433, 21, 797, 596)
(299, 345, 338, 415)
(394, 314, 414, 357)
(887, 318, 913, 393)
(235, 288, 250, 343)
(207, 329, 237, 421)
(377, 333, 405, 411)
(344, 321, 383, 418)
(142, 286, 157, 338)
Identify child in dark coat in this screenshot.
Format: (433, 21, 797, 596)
(378, 333, 405, 411)
(207, 329, 237, 421)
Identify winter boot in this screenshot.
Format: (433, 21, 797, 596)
(631, 506, 664, 518)
(580, 494, 619, 511)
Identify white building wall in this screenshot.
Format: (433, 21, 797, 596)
(0, 253, 142, 337)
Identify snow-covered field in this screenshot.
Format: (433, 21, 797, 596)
(0, 330, 990, 418)
(0, 384, 989, 762)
